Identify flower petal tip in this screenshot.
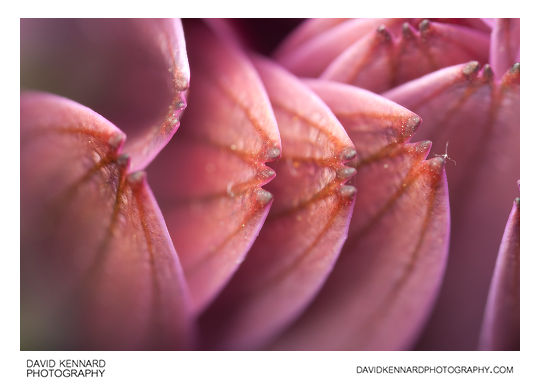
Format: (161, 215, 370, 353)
(340, 147, 358, 162)
(255, 189, 274, 206)
(419, 19, 431, 33)
(127, 170, 147, 186)
(376, 24, 392, 43)
(462, 61, 481, 78)
(336, 166, 358, 180)
(107, 132, 126, 152)
(403, 115, 422, 138)
(266, 146, 282, 161)
(116, 153, 131, 168)
(339, 185, 357, 201)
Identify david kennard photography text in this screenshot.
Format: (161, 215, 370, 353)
(26, 359, 106, 378)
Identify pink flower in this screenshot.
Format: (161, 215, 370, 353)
(20, 18, 519, 351)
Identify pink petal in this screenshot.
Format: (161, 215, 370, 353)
(272, 159, 449, 349)
(21, 92, 192, 350)
(267, 80, 449, 350)
(479, 195, 520, 350)
(490, 18, 520, 79)
(21, 18, 189, 171)
(385, 62, 520, 349)
(275, 18, 405, 78)
(322, 20, 489, 93)
(148, 22, 281, 315)
(273, 18, 349, 58)
(197, 60, 357, 350)
(414, 18, 493, 33)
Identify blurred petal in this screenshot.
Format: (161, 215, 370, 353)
(490, 18, 520, 79)
(21, 92, 192, 350)
(199, 61, 356, 350)
(479, 196, 520, 350)
(416, 18, 493, 33)
(386, 62, 520, 349)
(148, 22, 281, 314)
(322, 21, 489, 93)
(21, 18, 189, 171)
(275, 18, 405, 78)
(273, 18, 349, 58)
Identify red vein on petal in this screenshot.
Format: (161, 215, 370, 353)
(450, 70, 517, 209)
(86, 162, 129, 281)
(388, 24, 437, 89)
(60, 159, 129, 336)
(271, 102, 345, 146)
(344, 33, 390, 85)
(345, 144, 428, 245)
(355, 161, 444, 341)
(162, 172, 273, 209)
(426, 81, 488, 146)
(277, 155, 345, 168)
(270, 169, 339, 218)
(201, 69, 278, 152)
(183, 189, 271, 276)
(404, 64, 481, 112)
(233, 194, 347, 303)
(177, 136, 269, 170)
(21, 126, 120, 147)
(131, 177, 163, 344)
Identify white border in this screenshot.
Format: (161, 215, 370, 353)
(3, 1, 538, 383)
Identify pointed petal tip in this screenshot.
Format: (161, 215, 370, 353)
(410, 140, 432, 157)
(429, 156, 446, 169)
(340, 147, 358, 162)
(376, 24, 392, 43)
(419, 19, 431, 33)
(424, 156, 448, 183)
(338, 184, 357, 201)
(255, 188, 274, 206)
(502, 62, 520, 85)
(462, 61, 481, 77)
(481, 64, 494, 81)
(116, 153, 131, 168)
(401, 22, 414, 39)
(108, 132, 126, 151)
(336, 166, 358, 180)
(266, 146, 282, 161)
(127, 170, 147, 186)
(258, 167, 277, 183)
(510, 62, 520, 73)
(402, 114, 422, 138)
(174, 95, 187, 110)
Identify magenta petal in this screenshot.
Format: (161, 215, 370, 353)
(322, 21, 489, 93)
(490, 18, 520, 79)
(479, 196, 520, 350)
(148, 22, 281, 315)
(273, 156, 450, 350)
(275, 18, 405, 78)
(273, 18, 349, 58)
(21, 92, 192, 350)
(414, 18, 493, 33)
(21, 18, 189, 171)
(198, 60, 357, 350)
(386, 62, 520, 349)
(267, 80, 449, 350)
(304, 79, 422, 157)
